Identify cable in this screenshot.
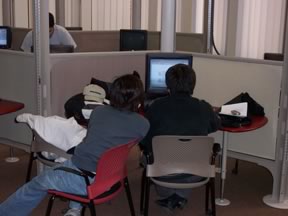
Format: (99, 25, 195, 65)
(210, 0, 221, 55)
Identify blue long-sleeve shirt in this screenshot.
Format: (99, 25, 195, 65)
(72, 105, 150, 172)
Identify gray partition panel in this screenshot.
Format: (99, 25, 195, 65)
(0, 50, 37, 144)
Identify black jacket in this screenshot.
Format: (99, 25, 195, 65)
(141, 94, 221, 155)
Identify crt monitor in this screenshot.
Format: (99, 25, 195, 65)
(145, 53, 193, 97)
(0, 26, 12, 49)
(120, 29, 147, 51)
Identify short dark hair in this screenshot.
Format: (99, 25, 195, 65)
(49, 13, 55, 28)
(110, 74, 144, 112)
(165, 64, 196, 95)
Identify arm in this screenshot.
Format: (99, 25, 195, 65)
(139, 106, 156, 154)
(60, 26, 77, 48)
(20, 31, 33, 52)
(202, 101, 221, 133)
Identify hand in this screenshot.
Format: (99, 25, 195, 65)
(213, 107, 221, 113)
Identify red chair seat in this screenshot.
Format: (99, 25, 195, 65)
(47, 180, 124, 204)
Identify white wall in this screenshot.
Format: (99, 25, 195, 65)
(14, 0, 29, 27)
(92, 0, 131, 30)
(13, 0, 55, 28)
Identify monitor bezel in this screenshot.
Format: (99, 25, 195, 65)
(0, 26, 12, 49)
(119, 29, 148, 51)
(145, 53, 193, 95)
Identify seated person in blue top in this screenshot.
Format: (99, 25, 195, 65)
(21, 12, 77, 52)
(140, 64, 221, 212)
(0, 74, 150, 216)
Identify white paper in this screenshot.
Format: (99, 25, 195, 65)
(219, 102, 248, 117)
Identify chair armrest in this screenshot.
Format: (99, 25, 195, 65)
(143, 151, 154, 165)
(54, 166, 90, 185)
(211, 143, 221, 165)
(213, 143, 221, 154)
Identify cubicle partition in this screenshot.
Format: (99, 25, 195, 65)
(49, 52, 147, 116)
(0, 50, 37, 144)
(11, 28, 206, 53)
(193, 55, 282, 161)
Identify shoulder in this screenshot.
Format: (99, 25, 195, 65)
(91, 104, 108, 113)
(54, 25, 70, 34)
(198, 99, 213, 107)
(148, 96, 169, 108)
(26, 30, 33, 37)
(21, 31, 33, 51)
(196, 98, 212, 109)
(23, 31, 33, 41)
(55, 25, 67, 31)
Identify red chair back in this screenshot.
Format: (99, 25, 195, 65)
(87, 140, 138, 199)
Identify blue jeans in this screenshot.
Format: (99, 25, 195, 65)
(0, 160, 92, 216)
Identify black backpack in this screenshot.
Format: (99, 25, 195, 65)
(220, 92, 265, 128)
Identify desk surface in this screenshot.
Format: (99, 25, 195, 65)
(0, 99, 24, 115)
(221, 116, 268, 133)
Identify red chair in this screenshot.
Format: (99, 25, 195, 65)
(45, 140, 138, 216)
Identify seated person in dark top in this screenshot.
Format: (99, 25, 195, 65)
(140, 64, 221, 212)
(0, 74, 150, 216)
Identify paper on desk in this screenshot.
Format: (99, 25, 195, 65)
(219, 102, 248, 117)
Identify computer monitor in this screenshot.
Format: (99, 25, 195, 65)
(264, 53, 284, 61)
(145, 53, 193, 98)
(0, 26, 12, 49)
(119, 29, 147, 51)
(31, 44, 74, 53)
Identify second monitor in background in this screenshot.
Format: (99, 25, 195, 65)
(119, 29, 147, 51)
(0, 26, 12, 49)
(145, 53, 193, 99)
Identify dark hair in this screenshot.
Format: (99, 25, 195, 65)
(110, 74, 144, 112)
(165, 64, 196, 95)
(132, 70, 141, 79)
(49, 13, 55, 28)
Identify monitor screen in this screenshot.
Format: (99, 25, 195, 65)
(120, 29, 147, 51)
(0, 26, 12, 49)
(145, 53, 193, 97)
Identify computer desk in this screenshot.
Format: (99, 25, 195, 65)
(215, 116, 268, 206)
(0, 99, 25, 162)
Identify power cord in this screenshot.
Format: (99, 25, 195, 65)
(210, 0, 221, 55)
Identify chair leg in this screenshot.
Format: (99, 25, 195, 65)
(81, 206, 86, 216)
(124, 177, 136, 216)
(25, 152, 35, 182)
(210, 179, 216, 216)
(45, 195, 56, 216)
(232, 159, 239, 174)
(143, 177, 151, 216)
(89, 202, 96, 216)
(140, 168, 146, 214)
(205, 182, 210, 213)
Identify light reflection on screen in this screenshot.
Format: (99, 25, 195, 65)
(150, 59, 190, 89)
(0, 29, 7, 45)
